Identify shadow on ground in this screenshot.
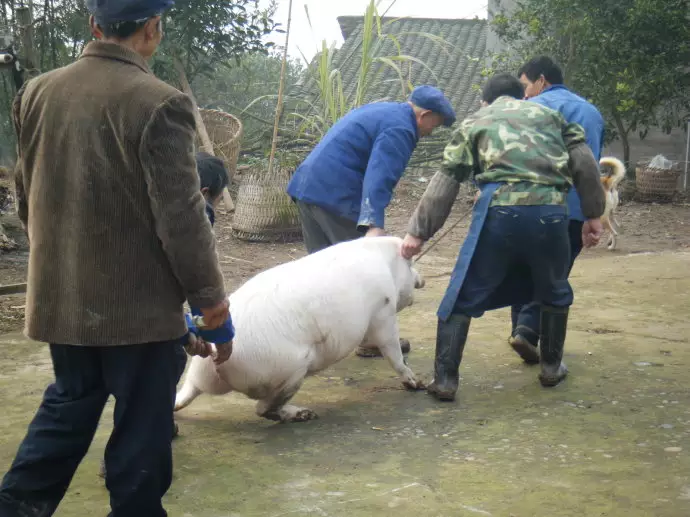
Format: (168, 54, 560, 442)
(1, 251, 689, 517)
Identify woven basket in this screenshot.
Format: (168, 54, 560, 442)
(231, 167, 302, 242)
(197, 109, 243, 195)
(635, 160, 681, 202)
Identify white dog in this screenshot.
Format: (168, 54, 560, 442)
(174, 236, 425, 423)
(599, 156, 626, 250)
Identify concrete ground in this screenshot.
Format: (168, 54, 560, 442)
(1, 250, 689, 516)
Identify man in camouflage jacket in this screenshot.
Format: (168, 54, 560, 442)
(400, 73, 606, 402)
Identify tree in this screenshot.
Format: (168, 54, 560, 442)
(151, 0, 280, 84)
(191, 52, 304, 152)
(488, 0, 690, 167)
(0, 0, 281, 162)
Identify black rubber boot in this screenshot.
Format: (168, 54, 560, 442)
(538, 305, 569, 387)
(508, 331, 540, 365)
(427, 314, 471, 402)
(509, 306, 540, 364)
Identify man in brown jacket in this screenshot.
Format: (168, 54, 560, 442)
(0, 1, 229, 516)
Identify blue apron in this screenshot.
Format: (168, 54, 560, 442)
(437, 182, 534, 321)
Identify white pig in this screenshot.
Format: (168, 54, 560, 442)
(174, 235, 425, 423)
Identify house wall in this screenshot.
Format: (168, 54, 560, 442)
(486, 0, 517, 60)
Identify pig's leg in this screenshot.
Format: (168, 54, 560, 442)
(255, 367, 317, 423)
(174, 355, 232, 411)
(367, 309, 423, 391)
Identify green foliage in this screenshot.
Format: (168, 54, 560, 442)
(191, 52, 304, 151)
(0, 0, 279, 163)
(152, 0, 280, 83)
(487, 0, 690, 165)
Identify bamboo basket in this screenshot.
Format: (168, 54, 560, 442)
(197, 109, 243, 198)
(231, 166, 302, 242)
(635, 159, 681, 202)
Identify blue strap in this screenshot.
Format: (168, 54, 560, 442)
(186, 307, 235, 344)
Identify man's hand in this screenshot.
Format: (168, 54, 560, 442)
(185, 333, 214, 358)
(365, 227, 386, 238)
(582, 218, 603, 248)
(473, 190, 480, 205)
(213, 341, 233, 365)
(200, 298, 230, 330)
(401, 233, 424, 259)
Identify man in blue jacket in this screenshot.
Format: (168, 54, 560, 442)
(287, 85, 456, 358)
(508, 56, 606, 364)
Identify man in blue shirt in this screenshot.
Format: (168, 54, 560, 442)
(508, 56, 606, 364)
(287, 85, 455, 358)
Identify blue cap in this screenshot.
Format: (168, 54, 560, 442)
(86, 0, 174, 25)
(409, 85, 456, 127)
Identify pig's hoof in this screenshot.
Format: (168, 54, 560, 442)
(283, 408, 319, 423)
(403, 378, 426, 391)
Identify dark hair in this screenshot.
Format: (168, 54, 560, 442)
(100, 16, 160, 39)
(481, 73, 525, 104)
(196, 152, 229, 200)
(517, 56, 564, 85)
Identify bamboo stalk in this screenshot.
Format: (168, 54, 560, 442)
(174, 57, 235, 212)
(266, 0, 294, 180)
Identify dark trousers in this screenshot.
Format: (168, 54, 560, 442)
(511, 220, 584, 345)
(454, 205, 573, 316)
(0, 338, 183, 517)
(295, 201, 363, 254)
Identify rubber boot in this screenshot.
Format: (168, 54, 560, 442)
(538, 305, 569, 387)
(508, 306, 540, 365)
(355, 338, 411, 358)
(427, 314, 471, 402)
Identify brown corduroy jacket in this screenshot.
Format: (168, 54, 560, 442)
(13, 41, 226, 346)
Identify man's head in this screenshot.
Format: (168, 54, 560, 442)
(196, 152, 229, 209)
(481, 73, 525, 106)
(86, 0, 174, 60)
(517, 56, 564, 99)
(408, 85, 456, 137)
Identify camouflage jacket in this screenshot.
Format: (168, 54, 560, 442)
(442, 95, 586, 206)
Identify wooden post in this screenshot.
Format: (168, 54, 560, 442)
(174, 57, 235, 212)
(15, 6, 38, 81)
(266, 0, 293, 180)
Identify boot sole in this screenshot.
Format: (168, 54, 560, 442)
(539, 374, 567, 387)
(509, 336, 539, 365)
(427, 385, 457, 402)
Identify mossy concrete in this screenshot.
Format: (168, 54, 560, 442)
(1, 251, 689, 516)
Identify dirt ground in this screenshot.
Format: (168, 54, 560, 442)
(1, 179, 690, 516)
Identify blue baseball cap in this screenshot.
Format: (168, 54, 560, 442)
(86, 0, 174, 25)
(409, 85, 456, 127)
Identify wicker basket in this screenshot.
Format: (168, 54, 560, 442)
(197, 109, 243, 195)
(231, 167, 302, 242)
(635, 160, 681, 202)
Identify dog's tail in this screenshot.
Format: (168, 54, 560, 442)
(599, 157, 626, 189)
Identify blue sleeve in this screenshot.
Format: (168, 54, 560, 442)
(357, 127, 417, 230)
(583, 115, 604, 161)
(188, 306, 235, 344)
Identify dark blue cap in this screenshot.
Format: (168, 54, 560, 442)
(86, 0, 174, 25)
(409, 85, 456, 127)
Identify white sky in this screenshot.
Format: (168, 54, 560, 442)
(260, 0, 488, 62)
